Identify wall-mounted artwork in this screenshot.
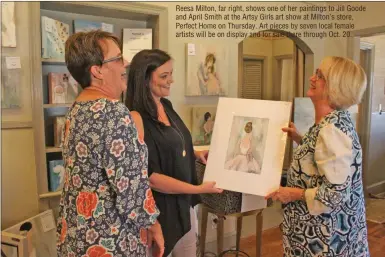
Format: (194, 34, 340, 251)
(1, 2, 16, 47)
(203, 98, 292, 196)
(48, 159, 65, 192)
(293, 97, 359, 148)
(41, 16, 69, 60)
(293, 97, 314, 147)
(191, 106, 217, 146)
(122, 28, 152, 63)
(48, 72, 80, 104)
(73, 20, 113, 33)
(224, 116, 269, 175)
(185, 43, 228, 96)
(1, 56, 21, 109)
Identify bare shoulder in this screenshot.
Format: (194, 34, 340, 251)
(130, 111, 144, 140)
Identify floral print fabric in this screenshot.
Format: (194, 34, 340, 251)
(56, 98, 159, 257)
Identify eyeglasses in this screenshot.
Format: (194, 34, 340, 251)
(102, 55, 124, 64)
(315, 68, 325, 81)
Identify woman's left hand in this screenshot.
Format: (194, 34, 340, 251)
(195, 150, 209, 164)
(265, 186, 304, 204)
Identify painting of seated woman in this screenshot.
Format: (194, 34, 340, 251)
(224, 116, 269, 175)
(191, 106, 217, 146)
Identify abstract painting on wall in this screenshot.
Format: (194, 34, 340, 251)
(41, 16, 69, 60)
(1, 56, 21, 109)
(74, 19, 113, 33)
(203, 97, 292, 196)
(191, 106, 217, 146)
(185, 43, 228, 96)
(1, 2, 16, 47)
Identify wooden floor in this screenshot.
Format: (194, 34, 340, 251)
(239, 221, 385, 257)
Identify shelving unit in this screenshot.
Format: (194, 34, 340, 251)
(29, 2, 168, 211)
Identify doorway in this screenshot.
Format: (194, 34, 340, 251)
(359, 34, 385, 196)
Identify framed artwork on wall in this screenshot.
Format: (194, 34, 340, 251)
(293, 97, 359, 148)
(73, 19, 113, 33)
(185, 43, 229, 96)
(203, 97, 292, 196)
(1, 56, 22, 109)
(122, 28, 152, 63)
(191, 106, 217, 146)
(1, 2, 16, 47)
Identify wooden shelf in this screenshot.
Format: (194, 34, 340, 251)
(46, 147, 62, 153)
(39, 191, 61, 199)
(41, 59, 66, 65)
(43, 104, 72, 108)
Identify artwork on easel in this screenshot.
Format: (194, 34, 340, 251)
(185, 43, 228, 96)
(1, 56, 22, 109)
(3, 210, 57, 257)
(203, 97, 292, 196)
(293, 97, 359, 148)
(191, 106, 217, 146)
(1, 2, 16, 47)
(41, 16, 69, 61)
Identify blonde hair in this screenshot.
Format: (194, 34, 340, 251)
(321, 56, 367, 109)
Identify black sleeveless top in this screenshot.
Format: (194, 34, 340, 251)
(138, 98, 200, 257)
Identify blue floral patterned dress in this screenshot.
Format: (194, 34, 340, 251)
(56, 98, 159, 257)
(283, 109, 370, 257)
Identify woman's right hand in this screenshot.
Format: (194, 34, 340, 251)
(282, 122, 302, 145)
(198, 181, 223, 194)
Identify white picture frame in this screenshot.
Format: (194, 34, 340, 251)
(203, 97, 292, 196)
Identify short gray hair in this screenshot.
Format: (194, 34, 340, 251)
(65, 30, 121, 89)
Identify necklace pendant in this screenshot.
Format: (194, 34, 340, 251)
(183, 150, 186, 157)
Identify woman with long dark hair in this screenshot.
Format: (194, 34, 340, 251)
(126, 49, 222, 257)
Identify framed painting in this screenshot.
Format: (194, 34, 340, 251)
(185, 43, 228, 96)
(191, 106, 217, 146)
(1, 2, 16, 47)
(73, 20, 113, 33)
(203, 97, 292, 196)
(293, 97, 358, 148)
(1, 56, 22, 109)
